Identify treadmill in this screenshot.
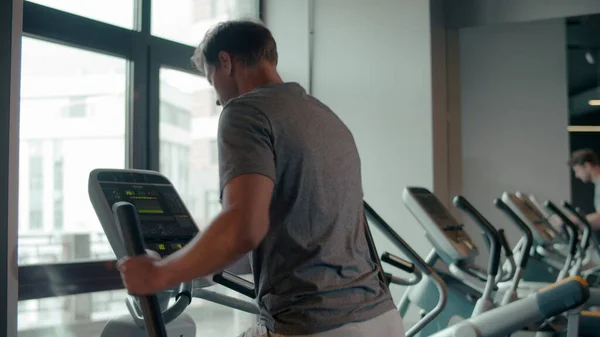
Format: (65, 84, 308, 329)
(88, 169, 259, 337)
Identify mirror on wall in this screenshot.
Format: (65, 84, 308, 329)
(566, 14, 600, 213)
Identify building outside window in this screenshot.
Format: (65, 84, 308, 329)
(17, 0, 260, 335)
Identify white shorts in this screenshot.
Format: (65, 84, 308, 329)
(238, 310, 406, 337)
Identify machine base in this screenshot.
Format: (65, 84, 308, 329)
(100, 312, 196, 337)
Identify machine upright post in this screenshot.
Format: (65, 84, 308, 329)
(113, 201, 168, 337)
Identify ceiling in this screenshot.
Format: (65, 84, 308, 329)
(567, 14, 600, 119)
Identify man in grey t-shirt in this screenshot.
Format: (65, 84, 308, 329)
(117, 20, 403, 336)
(568, 149, 600, 229)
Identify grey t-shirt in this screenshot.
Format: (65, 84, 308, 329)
(217, 82, 395, 335)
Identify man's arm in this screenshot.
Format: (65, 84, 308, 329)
(156, 174, 273, 289)
(155, 102, 276, 289)
(586, 205, 600, 230)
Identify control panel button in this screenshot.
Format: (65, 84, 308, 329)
(147, 243, 171, 257)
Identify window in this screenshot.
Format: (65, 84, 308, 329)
(160, 101, 192, 131)
(205, 190, 222, 222)
(17, 3, 260, 336)
(210, 139, 219, 165)
(151, 0, 261, 46)
(28, 141, 44, 231)
(159, 68, 220, 230)
(193, 0, 214, 21)
(53, 140, 64, 230)
(27, 0, 136, 29)
(62, 96, 87, 118)
(19, 37, 127, 259)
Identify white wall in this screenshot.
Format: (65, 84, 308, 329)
(263, 0, 310, 90)
(459, 19, 571, 260)
(311, 0, 435, 258)
(446, 0, 600, 28)
(265, 0, 439, 303)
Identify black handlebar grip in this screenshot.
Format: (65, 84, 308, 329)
(453, 196, 501, 277)
(113, 201, 168, 337)
(381, 252, 416, 274)
(562, 201, 591, 251)
(494, 198, 533, 269)
(383, 272, 393, 287)
(363, 201, 432, 275)
(544, 201, 578, 256)
(497, 229, 513, 257)
(212, 271, 256, 299)
(114, 202, 147, 256)
(482, 233, 492, 252)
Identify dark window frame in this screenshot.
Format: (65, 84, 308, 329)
(18, 0, 264, 300)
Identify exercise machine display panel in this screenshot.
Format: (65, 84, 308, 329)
(89, 169, 200, 259)
(501, 192, 560, 244)
(403, 187, 478, 261)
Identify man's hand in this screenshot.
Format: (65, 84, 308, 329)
(116, 250, 168, 295)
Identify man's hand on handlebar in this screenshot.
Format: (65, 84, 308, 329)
(116, 249, 170, 295)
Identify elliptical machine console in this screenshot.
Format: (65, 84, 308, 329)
(89, 169, 200, 259)
(502, 192, 562, 244)
(402, 187, 478, 263)
(399, 187, 511, 336)
(89, 169, 258, 337)
(501, 192, 568, 283)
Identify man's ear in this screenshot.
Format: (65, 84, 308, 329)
(218, 51, 232, 76)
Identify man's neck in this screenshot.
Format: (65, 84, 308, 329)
(236, 63, 283, 95)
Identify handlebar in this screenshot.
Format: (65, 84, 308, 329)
(382, 252, 415, 273)
(364, 201, 447, 337)
(544, 201, 578, 257)
(497, 229, 513, 260)
(494, 198, 533, 269)
(113, 201, 168, 337)
(453, 196, 501, 278)
(381, 252, 422, 286)
(544, 201, 580, 281)
(212, 271, 256, 299)
(496, 229, 516, 282)
(562, 201, 591, 252)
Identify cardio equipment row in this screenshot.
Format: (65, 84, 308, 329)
(87, 168, 596, 337)
(394, 186, 600, 337)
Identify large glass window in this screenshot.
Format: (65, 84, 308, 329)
(159, 68, 222, 230)
(17, 2, 262, 335)
(28, 0, 136, 29)
(151, 0, 261, 46)
(18, 37, 127, 265)
(27, 140, 44, 231)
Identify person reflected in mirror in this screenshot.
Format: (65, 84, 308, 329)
(567, 149, 600, 230)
